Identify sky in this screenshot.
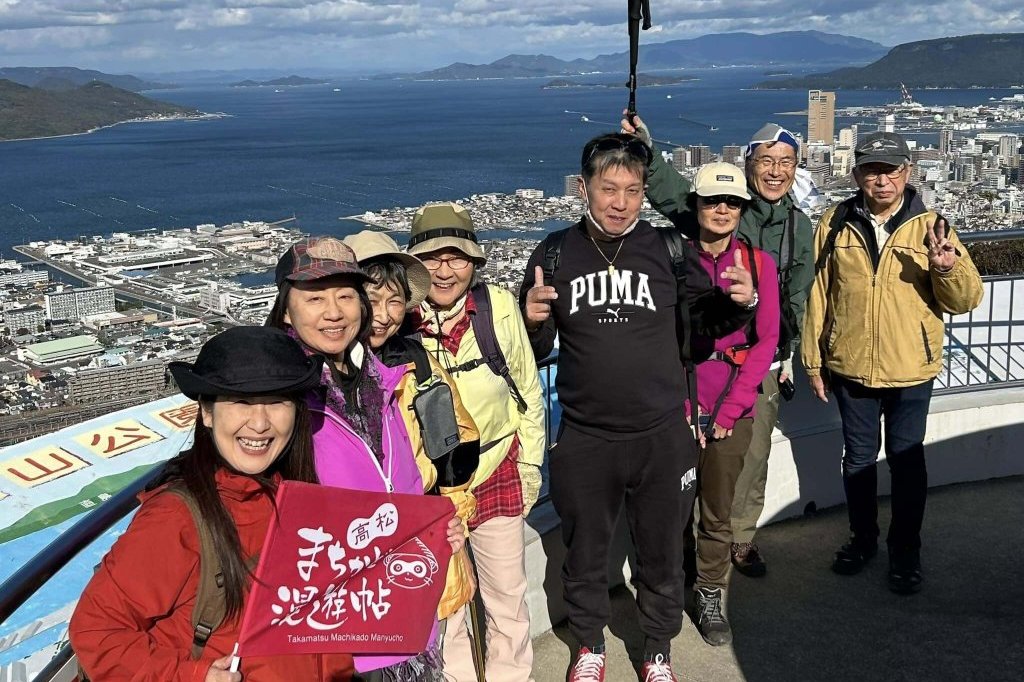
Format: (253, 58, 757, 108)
(0, 1, 1022, 76)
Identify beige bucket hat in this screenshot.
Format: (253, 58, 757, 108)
(343, 230, 431, 310)
(407, 202, 486, 263)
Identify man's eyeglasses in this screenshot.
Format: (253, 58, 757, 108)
(421, 255, 472, 271)
(751, 157, 798, 171)
(699, 195, 745, 210)
(859, 164, 908, 181)
(584, 136, 653, 167)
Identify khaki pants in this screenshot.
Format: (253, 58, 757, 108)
(730, 372, 781, 544)
(441, 514, 534, 682)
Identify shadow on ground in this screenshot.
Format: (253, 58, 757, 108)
(532, 475, 1024, 682)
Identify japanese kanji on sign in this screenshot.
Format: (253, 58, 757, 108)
(236, 482, 454, 657)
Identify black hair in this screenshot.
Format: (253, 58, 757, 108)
(580, 132, 651, 185)
(265, 277, 373, 349)
(362, 257, 412, 303)
(149, 396, 317, 620)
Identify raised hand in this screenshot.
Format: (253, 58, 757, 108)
(722, 248, 756, 306)
(524, 265, 558, 330)
(927, 216, 958, 272)
(205, 655, 242, 682)
(619, 109, 653, 148)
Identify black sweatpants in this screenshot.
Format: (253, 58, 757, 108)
(549, 417, 699, 656)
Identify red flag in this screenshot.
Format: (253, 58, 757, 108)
(236, 481, 453, 657)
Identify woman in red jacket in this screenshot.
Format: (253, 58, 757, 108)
(69, 326, 355, 682)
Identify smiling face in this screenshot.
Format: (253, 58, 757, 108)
(579, 165, 645, 237)
(420, 247, 475, 310)
(746, 141, 798, 203)
(697, 196, 743, 238)
(202, 396, 296, 475)
(366, 280, 407, 350)
(284, 275, 364, 362)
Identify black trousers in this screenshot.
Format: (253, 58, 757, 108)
(549, 418, 699, 656)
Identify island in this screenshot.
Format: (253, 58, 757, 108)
(0, 80, 208, 142)
(230, 75, 329, 87)
(543, 74, 699, 89)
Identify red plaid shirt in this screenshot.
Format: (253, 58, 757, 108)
(414, 292, 524, 530)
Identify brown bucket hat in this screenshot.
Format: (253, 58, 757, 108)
(407, 202, 486, 263)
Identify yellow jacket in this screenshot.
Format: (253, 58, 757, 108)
(418, 284, 547, 488)
(802, 192, 983, 388)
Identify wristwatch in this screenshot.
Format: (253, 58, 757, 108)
(743, 290, 759, 310)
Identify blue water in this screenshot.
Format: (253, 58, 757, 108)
(3, 68, 1022, 258)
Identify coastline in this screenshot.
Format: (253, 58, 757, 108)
(0, 112, 226, 145)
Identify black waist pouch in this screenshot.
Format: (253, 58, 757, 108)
(412, 379, 461, 461)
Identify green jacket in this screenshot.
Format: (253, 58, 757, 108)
(645, 152, 815, 358)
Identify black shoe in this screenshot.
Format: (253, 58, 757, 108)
(888, 549, 923, 594)
(693, 586, 733, 646)
(731, 542, 767, 578)
(831, 540, 878, 575)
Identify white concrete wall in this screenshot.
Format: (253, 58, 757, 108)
(522, 385, 1024, 637)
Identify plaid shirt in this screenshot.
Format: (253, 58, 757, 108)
(414, 292, 524, 529)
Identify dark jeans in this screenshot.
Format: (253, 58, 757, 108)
(549, 418, 698, 657)
(831, 374, 934, 552)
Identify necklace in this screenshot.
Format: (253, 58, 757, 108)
(588, 233, 625, 274)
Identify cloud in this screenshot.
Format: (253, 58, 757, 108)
(0, 1, 1021, 72)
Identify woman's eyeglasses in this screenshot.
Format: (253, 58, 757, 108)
(699, 195, 745, 209)
(422, 255, 472, 271)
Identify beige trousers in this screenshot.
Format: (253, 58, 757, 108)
(442, 514, 534, 682)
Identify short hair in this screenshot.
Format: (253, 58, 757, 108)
(362, 256, 412, 303)
(580, 133, 650, 185)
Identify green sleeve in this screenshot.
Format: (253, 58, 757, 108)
(785, 211, 816, 350)
(645, 150, 693, 228)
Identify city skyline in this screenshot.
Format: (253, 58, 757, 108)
(0, 2, 1022, 74)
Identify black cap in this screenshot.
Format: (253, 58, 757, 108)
(855, 132, 911, 168)
(169, 326, 322, 400)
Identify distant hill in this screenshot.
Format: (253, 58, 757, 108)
(387, 31, 887, 80)
(543, 73, 698, 89)
(756, 33, 1024, 89)
(231, 75, 329, 87)
(0, 80, 199, 141)
(0, 67, 172, 91)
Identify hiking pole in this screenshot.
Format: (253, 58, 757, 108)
(626, 0, 652, 127)
(464, 541, 486, 682)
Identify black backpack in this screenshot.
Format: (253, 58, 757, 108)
(538, 225, 703, 439)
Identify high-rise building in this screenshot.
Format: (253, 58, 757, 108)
(998, 135, 1019, 166)
(807, 90, 836, 145)
(45, 286, 115, 322)
(878, 114, 896, 134)
(671, 147, 688, 171)
(1018, 156, 1024, 188)
(721, 145, 743, 165)
(939, 129, 955, 156)
(563, 174, 580, 197)
(689, 145, 712, 167)
(955, 159, 976, 183)
(838, 125, 858, 150)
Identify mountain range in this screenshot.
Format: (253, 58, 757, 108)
(0, 67, 171, 92)
(756, 33, 1024, 89)
(387, 31, 888, 80)
(0, 80, 198, 141)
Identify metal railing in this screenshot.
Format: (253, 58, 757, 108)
(2, 228, 1023, 681)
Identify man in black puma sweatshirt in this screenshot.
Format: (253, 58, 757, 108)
(519, 133, 757, 681)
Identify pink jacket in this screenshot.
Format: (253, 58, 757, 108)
(691, 237, 780, 430)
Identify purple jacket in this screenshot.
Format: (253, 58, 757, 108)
(690, 237, 780, 430)
(307, 352, 436, 673)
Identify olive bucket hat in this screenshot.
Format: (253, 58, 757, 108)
(168, 326, 323, 400)
(406, 202, 486, 263)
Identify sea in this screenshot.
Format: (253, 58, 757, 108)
(3, 66, 1024, 263)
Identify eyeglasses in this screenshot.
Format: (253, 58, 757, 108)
(859, 165, 907, 181)
(751, 157, 798, 171)
(584, 136, 653, 167)
(699, 195, 745, 209)
(421, 255, 472, 271)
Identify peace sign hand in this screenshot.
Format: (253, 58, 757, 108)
(722, 248, 756, 306)
(927, 216, 958, 273)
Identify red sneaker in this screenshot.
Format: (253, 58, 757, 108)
(640, 654, 678, 682)
(567, 646, 606, 682)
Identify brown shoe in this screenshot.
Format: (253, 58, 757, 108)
(731, 542, 767, 577)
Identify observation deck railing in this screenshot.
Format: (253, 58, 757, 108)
(2, 228, 1023, 682)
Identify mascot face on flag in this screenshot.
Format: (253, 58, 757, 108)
(385, 538, 439, 589)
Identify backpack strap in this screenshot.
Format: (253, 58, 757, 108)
(815, 200, 852, 274)
(737, 240, 761, 349)
(656, 227, 700, 444)
(541, 228, 569, 285)
(469, 282, 528, 413)
(779, 207, 797, 280)
(162, 486, 256, 661)
(406, 338, 434, 386)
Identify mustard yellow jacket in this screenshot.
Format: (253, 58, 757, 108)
(802, 191, 983, 388)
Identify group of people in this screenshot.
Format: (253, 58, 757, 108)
(68, 110, 982, 682)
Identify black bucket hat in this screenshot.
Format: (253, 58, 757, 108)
(169, 326, 323, 400)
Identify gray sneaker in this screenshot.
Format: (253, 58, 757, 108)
(693, 586, 733, 646)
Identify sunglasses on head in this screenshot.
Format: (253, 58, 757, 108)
(584, 136, 653, 167)
(699, 195, 745, 209)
